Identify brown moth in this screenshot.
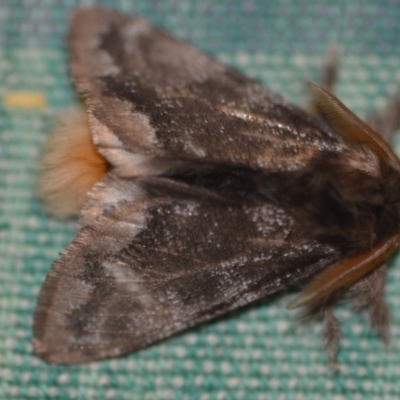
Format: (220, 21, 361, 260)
(34, 6, 400, 365)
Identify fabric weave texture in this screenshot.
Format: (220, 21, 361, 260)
(1, 1, 400, 399)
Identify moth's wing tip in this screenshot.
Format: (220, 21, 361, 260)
(33, 337, 66, 365)
(32, 337, 48, 359)
(33, 337, 95, 365)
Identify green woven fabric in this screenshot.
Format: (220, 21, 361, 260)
(1, 0, 400, 398)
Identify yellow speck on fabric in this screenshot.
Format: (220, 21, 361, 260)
(3, 91, 47, 109)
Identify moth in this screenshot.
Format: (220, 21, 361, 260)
(34, 6, 400, 365)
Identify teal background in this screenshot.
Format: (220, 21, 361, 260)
(1, 0, 400, 399)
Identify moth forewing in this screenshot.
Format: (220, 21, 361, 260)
(34, 6, 400, 364)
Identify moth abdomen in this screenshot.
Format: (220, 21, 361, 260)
(38, 110, 109, 217)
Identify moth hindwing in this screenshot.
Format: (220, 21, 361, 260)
(34, 6, 400, 364)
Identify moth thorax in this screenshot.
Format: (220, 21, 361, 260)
(37, 110, 108, 217)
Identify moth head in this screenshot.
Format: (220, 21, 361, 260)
(288, 84, 400, 310)
(311, 83, 400, 232)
